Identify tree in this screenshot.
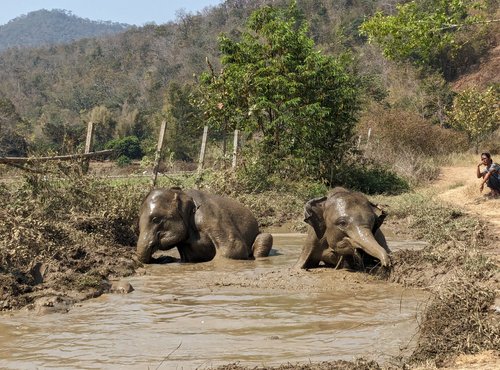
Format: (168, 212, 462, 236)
(0, 97, 28, 156)
(447, 87, 499, 153)
(359, 0, 486, 77)
(86, 105, 116, 150)
(163, 82, 203, 161)
(196, 1, 360, 181)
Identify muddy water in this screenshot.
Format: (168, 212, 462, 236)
(0, 234, 427, 369)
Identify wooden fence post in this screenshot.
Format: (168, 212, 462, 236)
(232, 129, 239, 170)
(151, 120, 167, 188)
(81, 121, 94, 173)
(197, 125, 208, 173)
(84, 121, 94, 154)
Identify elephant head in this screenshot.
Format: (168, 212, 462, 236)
(136, 187, 196, 263)
(302, 187, 391, 268)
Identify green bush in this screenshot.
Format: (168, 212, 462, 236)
(105, 136, 143, 160)
(332, 160, 409, 195)
(116, 155, 131, 167)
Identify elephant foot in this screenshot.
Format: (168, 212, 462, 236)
(253, 233, 273, 257)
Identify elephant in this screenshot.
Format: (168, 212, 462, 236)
(136, 187, 273, 264)
(295, 187, 391, 270)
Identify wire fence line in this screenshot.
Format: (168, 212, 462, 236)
(0, 122, 241, 187)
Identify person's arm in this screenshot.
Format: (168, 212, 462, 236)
(480, 171, 491, 193)
(477, 162, 484, 178)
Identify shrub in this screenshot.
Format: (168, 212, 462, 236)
(116, 155, 131, 167)
(359, 105, 468, 156)
(447, 87, 500, 153)
(332, 158, 409, 195)
(357, 104, 468, 185)
(105, 136, 143, 160)
(0, 161, 145, 269)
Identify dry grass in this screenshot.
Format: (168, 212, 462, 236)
(357, 104, 469, 186)
(214, 359, 382, 370)
(377, 191, 499, 367)
(410, 274, 499, 366)
(0, 162, 144, 310)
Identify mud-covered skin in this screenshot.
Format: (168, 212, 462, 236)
(136, 187, 273, 264)
(296, 187, 391, 270)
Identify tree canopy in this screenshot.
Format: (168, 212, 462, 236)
(447, 87, 499, 153)
(196, 1, 360, 181)
(359, 0, 487, 77)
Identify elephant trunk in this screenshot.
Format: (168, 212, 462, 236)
(347, 227, 391, 267)
(136, 232, 157, 264)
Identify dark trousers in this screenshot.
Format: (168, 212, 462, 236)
(487, 175, 500, 191)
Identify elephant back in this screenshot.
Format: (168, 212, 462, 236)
(186, 189, 260, 239)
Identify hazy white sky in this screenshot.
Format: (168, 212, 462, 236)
(0, 0, 225, 26)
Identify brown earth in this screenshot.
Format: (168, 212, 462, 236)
(410, 163, 500, 370)
(452, 45, 500, 91)
(431, 165, 500, 258)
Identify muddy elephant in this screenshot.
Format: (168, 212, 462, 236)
(295, 187, 391, 270)
(136, 187, 273, 264)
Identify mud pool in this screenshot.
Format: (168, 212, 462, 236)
(0, 234, 428, 369)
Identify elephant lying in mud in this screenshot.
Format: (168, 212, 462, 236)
(136, 187, 273, 263)
(296, 187, 391, 270)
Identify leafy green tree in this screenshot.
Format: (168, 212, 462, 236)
(447, 87, 499, 153)
(359, 0, 485, 77)
(196, 1, 360, 181)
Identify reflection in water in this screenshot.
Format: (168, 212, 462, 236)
(0, 234, 427, 369)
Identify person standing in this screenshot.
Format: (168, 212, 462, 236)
(477, 152, 500, 197)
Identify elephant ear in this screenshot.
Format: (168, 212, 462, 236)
(172, 189, 198, 222)
(370, 202, 387, 233)
(304, 196, 327, 239)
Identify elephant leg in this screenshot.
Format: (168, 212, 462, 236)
(295, 232, 323, 269)
(321, 249, 343, 268)
(331, 238, 359, 269)
(252, 233, 273, 257)
(352, 249, 365, 270)
(374, 228, 391, 254)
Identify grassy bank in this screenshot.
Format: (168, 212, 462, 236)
(375, 192, 499, 367)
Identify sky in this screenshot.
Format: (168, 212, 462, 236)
(0, 0, 225, 26)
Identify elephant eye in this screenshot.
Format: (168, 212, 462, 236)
(336, 218, 348, 227)
(151, 216, 163, 224)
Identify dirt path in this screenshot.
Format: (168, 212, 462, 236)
(426, 166, 500, 370)
(431, 165, 499, 254)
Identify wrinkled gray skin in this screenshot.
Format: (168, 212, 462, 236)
(296, 187, 391, 270)
(137, 187, 273, 264)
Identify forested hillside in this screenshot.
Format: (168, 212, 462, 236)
(0, 9, 130, 52)
(0, 0, 498, 186)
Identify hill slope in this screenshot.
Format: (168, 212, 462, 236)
(0, 9, 131, 51)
